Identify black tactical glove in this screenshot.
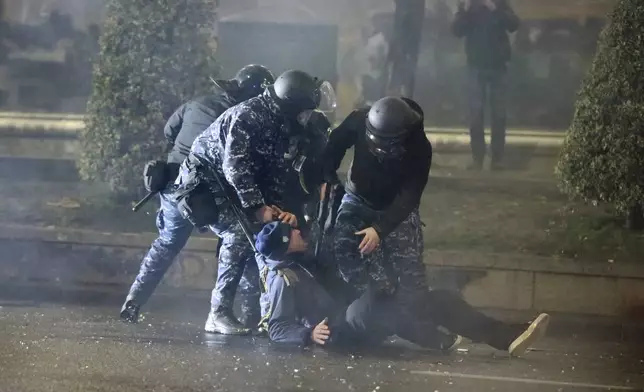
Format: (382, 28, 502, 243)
(165, 162, 181, 184)
(143, 160, 169, 193)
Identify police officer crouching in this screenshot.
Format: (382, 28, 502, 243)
(120, 65, 275, 325)
(322, 96, 550, 355)
(323, 96, 462, 349)
(173, 69, 337, 335)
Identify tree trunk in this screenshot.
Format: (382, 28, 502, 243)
(386, 0, 425, 98)
(626, 203, 644, 231)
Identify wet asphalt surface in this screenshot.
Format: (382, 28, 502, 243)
(1, 289, 644, 392)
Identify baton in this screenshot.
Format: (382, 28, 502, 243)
(314, 183, 333, 258)
(211, 174, 258, 253)
(191, 154, 258, 252)
(132, 191, 156, 212)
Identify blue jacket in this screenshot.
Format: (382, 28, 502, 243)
(264, 254, 351, 346)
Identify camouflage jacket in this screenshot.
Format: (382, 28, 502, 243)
(190, 89, 299, 209)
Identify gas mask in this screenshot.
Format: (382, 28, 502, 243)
(290, 111, 334, 195)
(288, 81, 336, 166)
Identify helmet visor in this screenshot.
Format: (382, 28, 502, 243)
(365, 128, 408, 159)
(316, 81, 337, 113)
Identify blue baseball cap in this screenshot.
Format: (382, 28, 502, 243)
(255, 221, 293, 260)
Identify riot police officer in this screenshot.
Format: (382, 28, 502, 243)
(120, 65, 275, 325)
(284, 110, 332, 225)
(322, 96, 460, 349)
(174, 69, 336, 335)
(253, 109, 335, 328)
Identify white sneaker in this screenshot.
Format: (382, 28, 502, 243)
(508, 313, 550, 357)
(443, 334, 464, 353)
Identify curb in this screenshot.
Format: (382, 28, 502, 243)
(0, 223, 219, 253)
(0, 155, 558, 186)
(0, 115, 565, 146)
(0, 120, 84, 133)
(1, 281, 642, 338)
(425, 249, 644, 280)
(0, 223, 637, 279)
(0, 111, 565, 135)
(0, 112, 85, 120)
(0, 138, 561, 163)
(0, 126, 562, 163)
(0, 115, 563, 166)
(0, 223, 643, 320)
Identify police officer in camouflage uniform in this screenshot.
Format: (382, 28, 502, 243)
(120, 65, 275, 325)
(284, 110, 332, 225)
(175, 69, 336, 335)
(322, 96, 460, 350)
(251, 110, 335, 328)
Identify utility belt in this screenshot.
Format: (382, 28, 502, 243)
(170, 154, 229, 228)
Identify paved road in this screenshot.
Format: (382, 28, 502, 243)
(1, 291, 643, 392)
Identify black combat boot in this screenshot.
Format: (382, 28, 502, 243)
(120, 300, 140, 324)
(204, 308, 251, 335)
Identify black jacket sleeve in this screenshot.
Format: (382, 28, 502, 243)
(163, 103, 188, 146)
(267, 276, 313, 346)
(321, 110, 363, 183)
(372, 133, 432, 237)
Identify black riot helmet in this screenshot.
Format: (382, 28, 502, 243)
(234, 64, 275, 101)
(271, 70, 337, 127)
(365, 96, 423, 159)
(273, 70, 319, 111)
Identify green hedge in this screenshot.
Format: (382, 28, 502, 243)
(556, 0, 644, 217)
(78, 0, 219, 199)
